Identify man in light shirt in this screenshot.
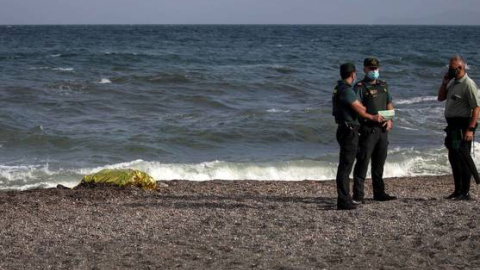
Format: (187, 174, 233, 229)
(437, 55, 480, 200)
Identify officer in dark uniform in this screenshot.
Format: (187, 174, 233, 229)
(352, 58, 397, 203)
(333, 62, 383, 210)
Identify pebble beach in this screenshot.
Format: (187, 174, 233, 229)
(1, 175, 479, 269)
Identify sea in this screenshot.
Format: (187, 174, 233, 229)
(0, 25, 479, 190)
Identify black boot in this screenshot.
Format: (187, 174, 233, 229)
(454, 193, 471, 201)
(373, 193, 397, 201)
(445, 191, 460, 199)
(337, 202, 357, 210)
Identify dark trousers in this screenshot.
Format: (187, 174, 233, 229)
(445, 117, 472, 194)
(335, 124, 359, 206)
(353, 125, 389, 199)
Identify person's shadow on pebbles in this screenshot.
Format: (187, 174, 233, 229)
(125, 194, 337, 210)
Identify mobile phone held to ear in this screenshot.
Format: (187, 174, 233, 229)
(447, 67, 459, 79)
(444, 72, 451, 81)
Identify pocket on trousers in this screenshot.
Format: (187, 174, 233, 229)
(444, 127, 462, 150)
(343, 129, 358, 152)
(336, 126, 353, 143)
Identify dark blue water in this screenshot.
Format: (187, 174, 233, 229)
(0, 25, 479, 189)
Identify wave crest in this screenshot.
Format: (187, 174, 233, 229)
(395, 96, 437, 105)
(0, 144, 474, 190)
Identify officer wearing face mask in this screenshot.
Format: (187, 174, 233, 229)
(438, 55, 480, 200)
(332, 62, 384, 210)
(352, 57, 397, 203)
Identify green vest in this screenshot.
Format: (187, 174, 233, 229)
(354, 80, 389, 115)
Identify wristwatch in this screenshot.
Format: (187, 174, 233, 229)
(468, 127, 476, 132)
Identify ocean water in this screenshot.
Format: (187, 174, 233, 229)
(0, 25, 479, 190)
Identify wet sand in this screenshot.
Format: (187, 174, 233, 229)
(1, 175, 479, 269)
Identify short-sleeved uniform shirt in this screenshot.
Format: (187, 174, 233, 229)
(333, 80, 360, 124)
(445, 74, 480, 118)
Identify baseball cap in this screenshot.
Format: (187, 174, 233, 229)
(364, 57, 380, 67)
(340, 62, 356, 75)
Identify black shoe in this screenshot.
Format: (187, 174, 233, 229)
(352, 198, 364, 205)
(454, 193, 472, 201)
(373, 193, 397, 201)
(337, 203, 357, 210)
(445, 192, 460, 199)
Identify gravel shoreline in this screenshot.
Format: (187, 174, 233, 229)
(1, 175, 479, 269)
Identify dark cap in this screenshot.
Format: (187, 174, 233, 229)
(340, 62, 356, 75)
(364, 57, 380, 67)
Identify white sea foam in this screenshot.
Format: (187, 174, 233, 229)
(0, 164, 80, 190)
(29, 67, 51, 70)
(395, 96, 438, 105)
(3, 144, 480, 190)
(3, 182, 59, 191)
(29, 66, 75, 72)
(100, 78, 112, 84)
(78, 159, 146, 175)
(74, 146, 457, 182)
(397, 126, 420, 131)
(0, 164, 53, 182)
(52, 67, 74, 71)
(267, 108, 290, 113)
(79, 159, 338, 181)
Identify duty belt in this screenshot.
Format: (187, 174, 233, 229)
(340, 122, 360, 130)
(359, 119, 384, 128)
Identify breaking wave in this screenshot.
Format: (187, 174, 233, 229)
(0, 145, 469, 190)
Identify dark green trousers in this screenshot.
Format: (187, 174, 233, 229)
(335, 124, 359, 206)
(445, 117, 473, 195)
(353, 125, 389, 200)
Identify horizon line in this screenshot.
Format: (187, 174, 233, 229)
(1, 23, 479, 26)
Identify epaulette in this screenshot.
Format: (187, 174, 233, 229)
(353, 81, 365, 91)
(377, 79, 387, 86)
(354, 82, 364, 88)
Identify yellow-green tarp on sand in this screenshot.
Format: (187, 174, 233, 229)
(81, 169, 157, 190)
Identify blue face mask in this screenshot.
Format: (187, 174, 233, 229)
(367, 70, 380, 80)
